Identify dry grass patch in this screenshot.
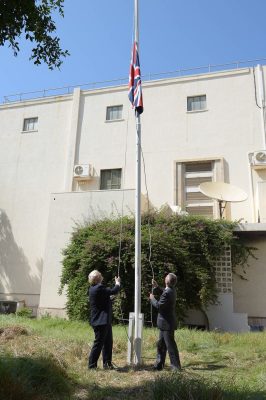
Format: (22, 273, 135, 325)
(0, 325, 29, 341)
(1, 317, 266, 399)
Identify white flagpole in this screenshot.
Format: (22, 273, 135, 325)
(134, 0, 142, 365)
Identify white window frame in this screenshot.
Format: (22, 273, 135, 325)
(22, 117, 38, 132)
(175, 158, 225, 219)
(187, 95, 207, 112)
(106, 105, 123, 122)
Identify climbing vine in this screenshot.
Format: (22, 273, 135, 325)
(59, 212, 255, 322)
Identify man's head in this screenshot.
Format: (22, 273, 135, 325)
(165, 273, 177, 287)
(88, 270, 103, 285)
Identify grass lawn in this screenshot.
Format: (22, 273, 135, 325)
(0, 315, 266, 399)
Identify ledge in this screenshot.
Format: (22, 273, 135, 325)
(235, 223, 266, 234)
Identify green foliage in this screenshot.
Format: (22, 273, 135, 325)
(0, 0, 69, 69)
(60, 212, 254, 322)
(16, 307, 33, 318)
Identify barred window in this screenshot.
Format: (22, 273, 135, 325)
(23, 117, 38, 132)
(106, 105, 123, 121)
(100, 169, 122, 190)
(187, 95, 206, 112)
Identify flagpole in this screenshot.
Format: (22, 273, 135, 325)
(134, 0, 142, 365)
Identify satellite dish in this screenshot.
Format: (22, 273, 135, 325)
(199, 182, 248, 202)
(199, 182, 248, 218)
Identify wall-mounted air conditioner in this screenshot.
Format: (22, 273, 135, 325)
(73, 164, 92, 180)
(251, 150, 266, 169)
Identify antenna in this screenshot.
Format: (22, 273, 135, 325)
(199, 182, 248, 218)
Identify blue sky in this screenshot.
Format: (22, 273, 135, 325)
(1, 0, 266, 101)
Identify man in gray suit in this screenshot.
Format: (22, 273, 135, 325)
(149, 273, 181, 371)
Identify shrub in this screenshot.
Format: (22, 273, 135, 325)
(59, 212, 254, 321)
(16, 307, 33, 318)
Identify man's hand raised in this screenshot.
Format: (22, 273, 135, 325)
(115, 276, 121, 286)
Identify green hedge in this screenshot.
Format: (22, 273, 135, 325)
(59, 212, 254, 322)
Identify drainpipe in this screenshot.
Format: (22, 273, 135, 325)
(64, 88, 81, 191)
(248, 152, 256, 222)
(256, 64, 266, 149)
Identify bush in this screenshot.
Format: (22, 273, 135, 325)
(59, 212, 254, 321)
(16, 307, 33, 318)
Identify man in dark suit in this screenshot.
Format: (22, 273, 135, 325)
(149, 273, 181, 371)
(88, 270, 121, 369)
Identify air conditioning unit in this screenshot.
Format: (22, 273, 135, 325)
(251, 150, 266, 169)
(73, 164, 92, 180)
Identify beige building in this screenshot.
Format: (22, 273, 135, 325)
(0, 62, 266, 330)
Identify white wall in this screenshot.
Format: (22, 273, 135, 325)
(38, 189, 135, 315)
(233, 234, 266, 320)
(205, 293, 249, 332)
(75, 68, 264, 221)
(1, 66, 266, 321)
(0, 96, 73, 307)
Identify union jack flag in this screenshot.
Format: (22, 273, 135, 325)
(128, 41, 143, 114)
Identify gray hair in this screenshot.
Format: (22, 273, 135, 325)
(88, 270, 102, 285)
(167, 273, 177, 287)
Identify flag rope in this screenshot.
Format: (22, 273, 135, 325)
(115, 109, 155, 328)
(117, 105, 131, 278)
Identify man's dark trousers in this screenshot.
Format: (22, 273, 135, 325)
(88, 282, 120, 368)
(150, 286, 181, 370)
(156, 329, 181, 369)
(88, 324, 113, 368)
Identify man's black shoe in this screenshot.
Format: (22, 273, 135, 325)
(153, 363, 164, 371)
(88, 364, 97, 369)
(103, 362, 118, 370)
(171, 365, 182, 372)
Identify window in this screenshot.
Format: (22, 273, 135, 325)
(106, 105, 123, 121)
(184, 161, 213, 217)
(23, 117, 38, 132)
(187, 95, 206, 112)
(100, 169, 122, 190)
(176, 159, 224, 218)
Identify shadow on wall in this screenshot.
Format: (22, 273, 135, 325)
(0, 209, 41, 297)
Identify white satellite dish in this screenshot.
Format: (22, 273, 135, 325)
(199, 182, 248, 218)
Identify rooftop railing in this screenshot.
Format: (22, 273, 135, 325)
(3, 57, 266, 104)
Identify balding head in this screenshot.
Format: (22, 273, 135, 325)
(165, 273, 177, 287)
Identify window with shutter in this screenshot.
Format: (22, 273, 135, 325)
(175, 160, 222, 218)
(184, 162, 214, 217)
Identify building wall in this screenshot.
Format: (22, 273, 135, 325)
(75, 68, 264, 222)
(0, 66, 266, 325)
(233, 234, 266, 325)
(0, 96, 73, 308)
(38, 189, 135, 316)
